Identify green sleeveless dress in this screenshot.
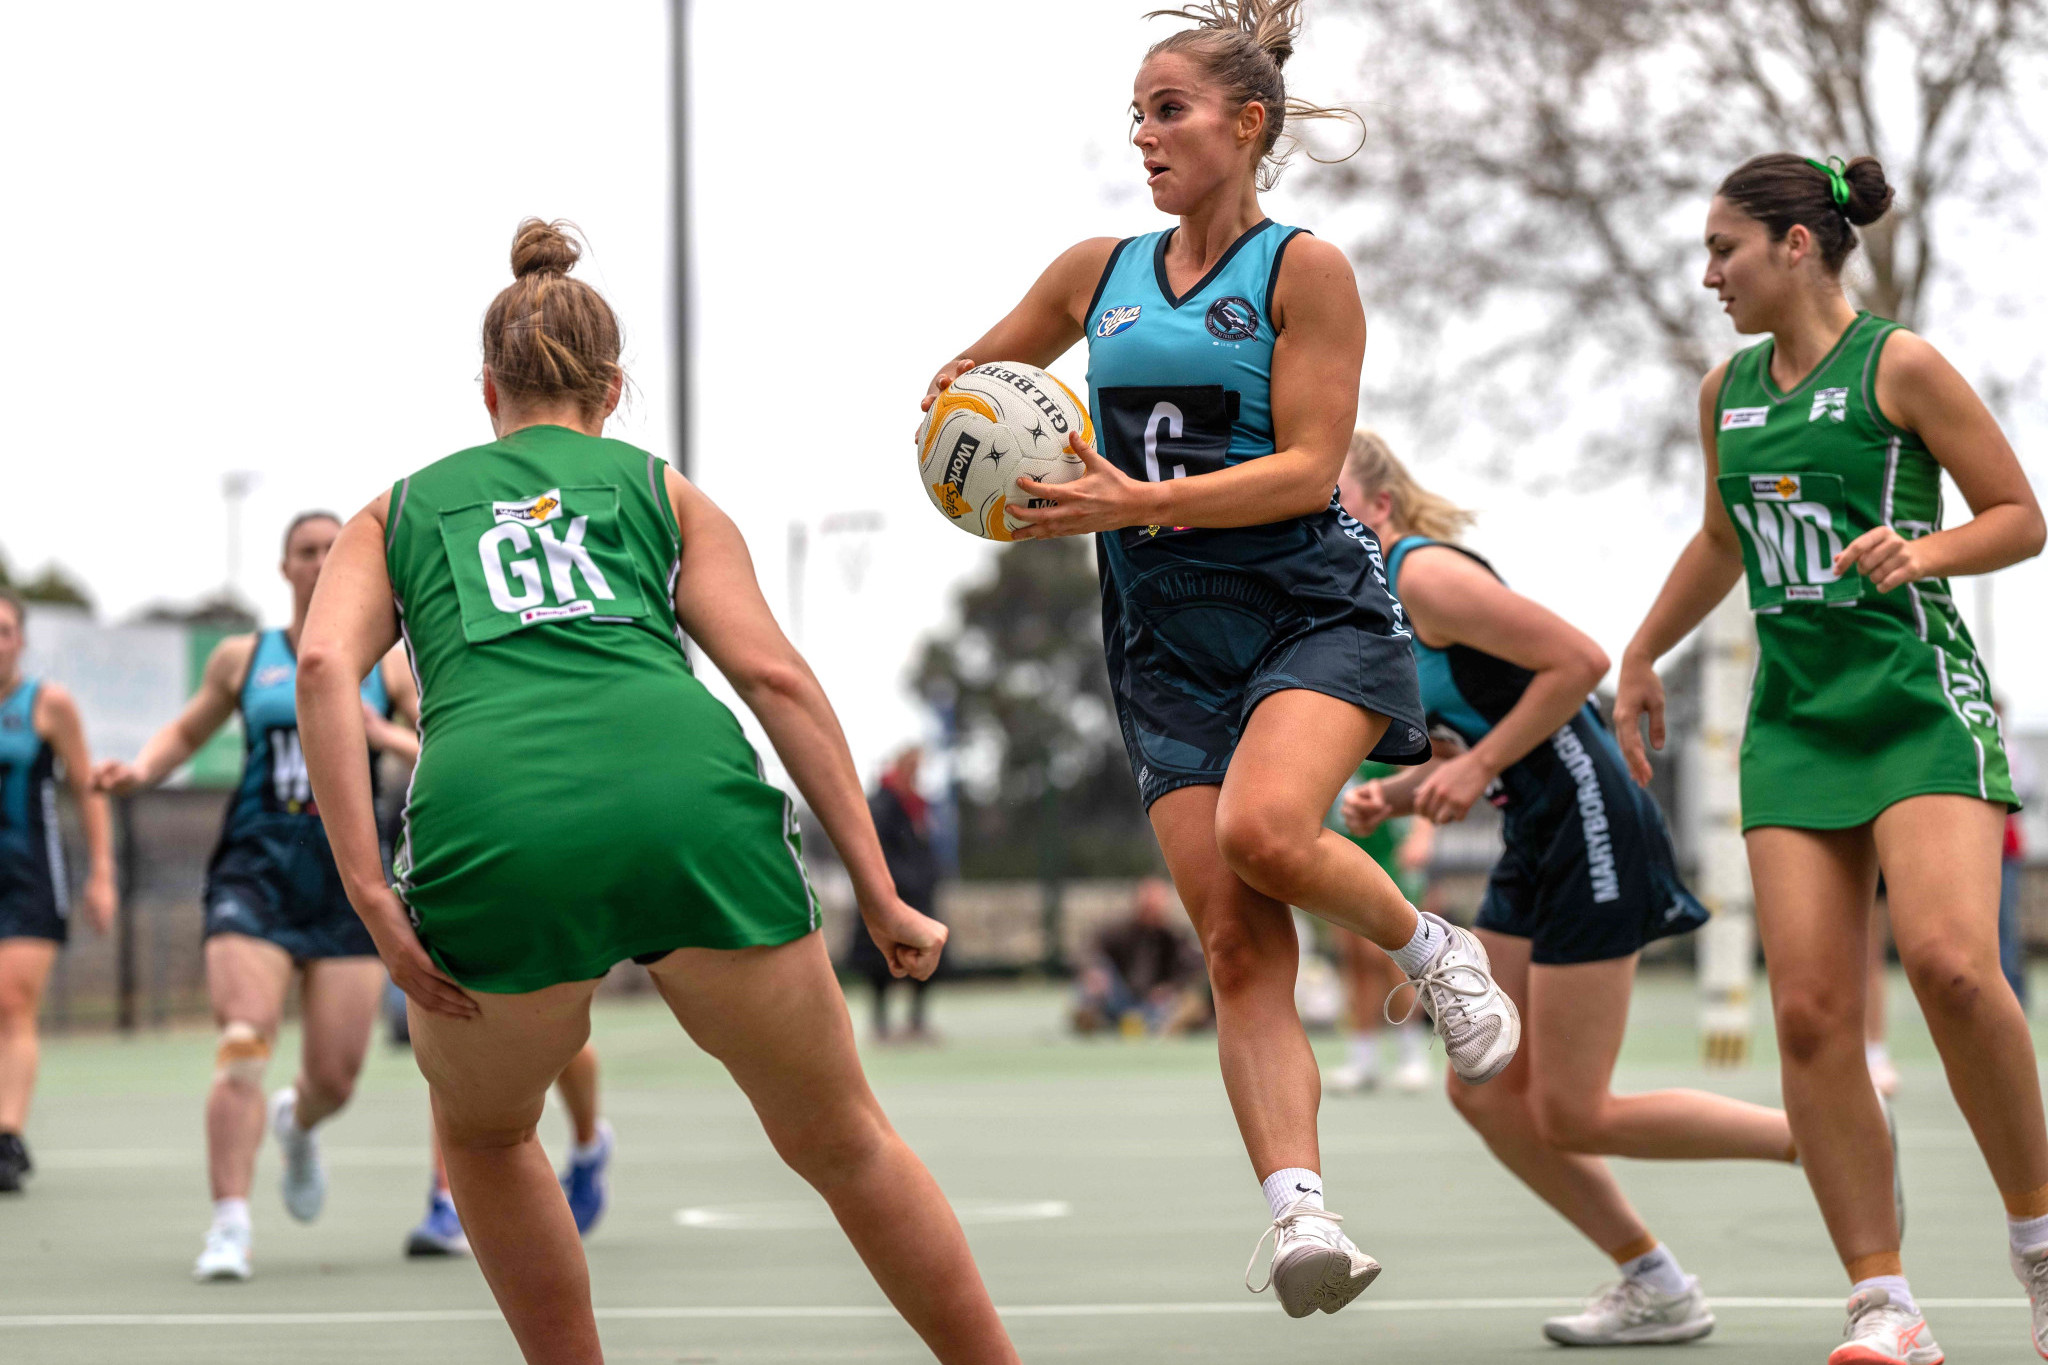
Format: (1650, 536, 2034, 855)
(384, 424, 818, 992)
(1712, 312, 2015, 831)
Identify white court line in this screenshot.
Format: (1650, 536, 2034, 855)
(0, 1298, 2026, 1328)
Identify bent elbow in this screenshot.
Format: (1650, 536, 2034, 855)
(1577, 643, 1612, 692)
(2024, 508, 2047, 561)
(731, 656, 810, 705)
(294, 645, 352, 697)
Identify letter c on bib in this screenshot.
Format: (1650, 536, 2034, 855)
(479, 523, 546, 612)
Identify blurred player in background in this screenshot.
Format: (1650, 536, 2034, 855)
(1321, 764, 1430, 1095)
(95, 513, 418, 1280)
(921, 0, 1520, 1319)
(844, 746, 942, 1043)
(406, 1041, 610, 1257)
(1618, 152, 2048, 1363)
(0, 586, 116, 1192)
(1345, 433, 1799, 1347)
(298, 219, 1017, 1365)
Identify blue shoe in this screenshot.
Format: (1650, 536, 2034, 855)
(404, 1189, 470, 1258)
(560, 1120, 613, 1237)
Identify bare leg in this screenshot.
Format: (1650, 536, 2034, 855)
(554, 1043, 601, 1148)
(411, 978, 601, 1365)
(0, 940, 58, 1133)
(1151, 785, 1319, 1178)
(291, 957, 382, 1128)
(1748, 825, 1898, 1277)
(1527, 953, 1793, 1161)
(203, 935, 292, 1201)
(1213, 691, 1420, 948)
(1446, 933, 1652, 1257)
(1865, 899, 1890, 1048)
(1877, 796, 2048, 1213)
(646, 936, 1017, 1365)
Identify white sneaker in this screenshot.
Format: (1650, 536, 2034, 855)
(192, 1222, 252, 1281)
(1542, 1276, 1715, 1345)
(2011, 1242, 2048, 1359)
(270, 1088, 326, 1223)
(1385, 915, 1521, 1085)
(1324, 1060, 1379, 1094)
(1245, 1196, 1381, 1318)
(1828, 1288, 1943, 1364)
(1391, 1055, 1432, 1093)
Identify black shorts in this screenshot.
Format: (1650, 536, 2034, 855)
(0, 860, 65, 945)
(203, 825, 377, 961)
(1100, 513, 1429, 810)
(1476, 726, 1707, 965)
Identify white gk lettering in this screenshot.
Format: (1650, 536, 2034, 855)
(479, 515, 616, 616)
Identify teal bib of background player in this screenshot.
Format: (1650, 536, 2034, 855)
(438, 485, 646, 644)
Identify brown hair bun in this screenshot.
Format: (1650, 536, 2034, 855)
(511, 218, 583, 279)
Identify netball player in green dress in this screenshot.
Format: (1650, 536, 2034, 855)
(1617, 154, 2048, 1364)
(297, 220, 1015, 1365)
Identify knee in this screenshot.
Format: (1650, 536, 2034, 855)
(1903, 945, 2000, 1021)
(213, 1021, 274, 1093)
(769, 1102, 892, 1192)
(1532, 1090, 1608, 1154)
(1773, 992, 1857, 1069)
(1214, 804, 1316, 900)
(1194, 915, 1292, 1002)
(301, 1061, 358, 1111)
(0, 987, 36, 1033)
(1447, 1072, 1520, 1133)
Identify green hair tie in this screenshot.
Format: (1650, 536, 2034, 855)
(1804, 155, 1851, 208)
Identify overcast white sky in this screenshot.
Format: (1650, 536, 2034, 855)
(6, 1, 2046, 779)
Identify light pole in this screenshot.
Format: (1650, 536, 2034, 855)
(222, 470, 257, 602)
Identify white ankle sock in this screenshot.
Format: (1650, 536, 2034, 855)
(1619, 1243, 1689, 1296)
(1865, 1041, 1892, 1070)
(1852, 1275, 1917, 1315)
(1388, 911, 1447, 977)
(212, 1197, 251, 1233)
(2010, 1212, 2048, 1255)
(571, 1124, 609, 1164)
(1394, 1020, 1427, 1065)
(1261, 1168, 1323, 1219)
(1345, 1031, 1380, 1075)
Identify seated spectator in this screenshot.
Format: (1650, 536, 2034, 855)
(1073, 878, 1210, 1036)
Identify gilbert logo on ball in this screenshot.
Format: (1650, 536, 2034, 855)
(917, 363, 1094, 541)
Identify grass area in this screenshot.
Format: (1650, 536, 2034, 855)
(2, 967, 2041, 1362)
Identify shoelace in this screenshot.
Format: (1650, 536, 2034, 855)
(1577, 1279, 1659, 1322)
(1244, 1200, 1343, 1294)
(1383, 949, 1492, 1040)
(1842, 1298, 1918, 1342)
(2023, 1254, 2048, 1307)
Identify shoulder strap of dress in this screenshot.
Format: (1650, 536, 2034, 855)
(1085, 237, 1140, 322)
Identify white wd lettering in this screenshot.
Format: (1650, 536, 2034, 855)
(271, 729, 310, 806)
(479, 523, 546, 612)
(1144, 402, 1186, 482)
(1730, 501, 1844, 589)
(536, 516, 616, 604)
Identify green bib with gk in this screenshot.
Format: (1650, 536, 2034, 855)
(438, 485, 647, 643)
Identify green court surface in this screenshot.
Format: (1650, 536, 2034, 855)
(2, 969, 2038, 1363)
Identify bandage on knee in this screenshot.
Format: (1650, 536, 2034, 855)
(214, 1022, 271, 1087)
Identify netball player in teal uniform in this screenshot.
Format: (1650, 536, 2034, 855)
(920, 0, 1519, 1316)
(0, 587, 116, 1192)
(97, 513, 418, 1280)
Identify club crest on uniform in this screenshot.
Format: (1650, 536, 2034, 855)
(493, 489, 565, 527)
(1096, 305, 1142, 338)
(1205, 296, 1259, 341)
(1809, 387, 1848, 423)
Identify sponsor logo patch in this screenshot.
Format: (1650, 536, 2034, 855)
(1810, 387, 1848, 423)
(1721, 406, 1770, 431)
(1750, 474, 1801, 501)
(1205, 296, 1259, 341)
(519, 600, 595, 625)
(253, 664, 293, 689)
(1785, 584, 1825, 601)
(494, 489, 565, 526)
(1095, 305, 1142, 338)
